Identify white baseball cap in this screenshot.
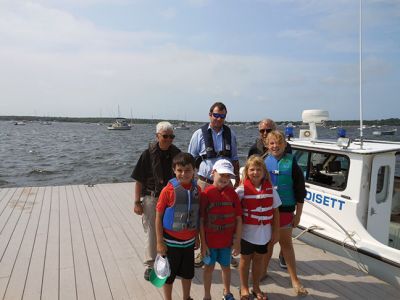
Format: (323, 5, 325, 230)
(150, 254, 171, 288)
(213, 159, 235, 178)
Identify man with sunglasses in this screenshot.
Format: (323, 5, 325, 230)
(131, 121, 181, 281)
(248, 119, 292, 158)
(188, 102, 240, 268)
(189, 102, 240, 189)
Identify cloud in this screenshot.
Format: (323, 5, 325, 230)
(277, 29, 315, 39)
(183, 0, 210, 7)
(160, 7, 177, 20)
(0, 1, 173, 53)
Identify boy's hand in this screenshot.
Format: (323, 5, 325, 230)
(232, 238, 240, 256)
(133, 201, 143, 215)
(157, 241, 167, 256)
(200, 244, 209, 258)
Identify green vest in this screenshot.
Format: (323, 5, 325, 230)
(265, 153, 296, 207)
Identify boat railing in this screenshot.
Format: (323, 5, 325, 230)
(353, 138, 400, 145)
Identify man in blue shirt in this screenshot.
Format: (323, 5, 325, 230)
(188, 102, 240, 189)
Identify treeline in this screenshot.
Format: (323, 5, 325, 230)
(1, 115, 399, 126)
(0, 115, 196, 125)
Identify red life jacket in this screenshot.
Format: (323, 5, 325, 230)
(204, 185, 236, 233)
(242, 179, 274, 225)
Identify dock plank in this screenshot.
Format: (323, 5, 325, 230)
(0, 188, 25, 256)
(23, 186, 51, 300)
(3, 187, 42, 300)
(67, 185, 95, 300)
(41, 186, 60, 300)
(0, 187, 31, 298)
(74, 185, 113, 300)
(94, 183, 156, 299)
(0, 182, 399, 300)
(83, 185, 131, 300)
(59, 185, 76, 300)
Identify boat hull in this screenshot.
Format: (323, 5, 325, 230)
(293, 226, 400, 288)
(107, 127, 131, 130)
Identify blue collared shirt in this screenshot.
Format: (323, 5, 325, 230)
(188, 124, 238, 180)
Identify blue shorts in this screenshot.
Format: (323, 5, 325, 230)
(203, 247, 231, 267)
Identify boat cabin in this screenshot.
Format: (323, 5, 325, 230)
(288, 110, 400, 275)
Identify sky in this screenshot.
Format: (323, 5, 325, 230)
(0, 0, 399, 122)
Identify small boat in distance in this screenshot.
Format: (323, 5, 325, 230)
(174, 122, 190, 130)
(107, 118, 131, 130)
(14, 121, 26, 126)
(372, 128, 397, 136)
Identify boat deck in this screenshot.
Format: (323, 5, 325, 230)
(0, 182, 398, 299)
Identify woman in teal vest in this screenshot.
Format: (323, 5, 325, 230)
(264, 130, 308, 296)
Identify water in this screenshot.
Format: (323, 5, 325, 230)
(1, 121, 399, 188)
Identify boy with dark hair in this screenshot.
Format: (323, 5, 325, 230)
(155, 152, 201, 300)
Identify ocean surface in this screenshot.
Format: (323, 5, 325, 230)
(1, 121, 399, 188)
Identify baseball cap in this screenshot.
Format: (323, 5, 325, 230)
(213, 159, 235, 178)
(150, 255, 170, 288)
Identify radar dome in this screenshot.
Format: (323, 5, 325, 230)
(302, 110, 329, 124)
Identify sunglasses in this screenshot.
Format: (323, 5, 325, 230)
(159, 134, 175, 139)
(259, 128, 272, 134)
(211, 113, 226, 119)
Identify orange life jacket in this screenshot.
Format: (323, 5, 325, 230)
(204, 185, 236, 233)
(242, 179, 274, 225)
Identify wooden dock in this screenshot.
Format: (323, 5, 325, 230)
(0, 183, 398, 299)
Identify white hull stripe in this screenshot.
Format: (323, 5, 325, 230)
(244, 206, 273, 213)
(243, 213, 273, 221)
(243, 193, 273, 199)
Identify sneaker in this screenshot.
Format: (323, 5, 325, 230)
(222, 292, 235, 300)
(230, 256, 239, 268)
(194, 252, 204, 268)
(144, 267, 152, 281)
(279, 254, 287, 269)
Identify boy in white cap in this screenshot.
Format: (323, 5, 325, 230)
(200, 159, 242, 300)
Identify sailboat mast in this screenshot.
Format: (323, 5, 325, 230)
(359, 0, 364, 149)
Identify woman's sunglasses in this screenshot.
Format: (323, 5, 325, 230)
(259, 128, 272, 134)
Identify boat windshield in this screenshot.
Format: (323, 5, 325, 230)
(293, 148, 350, 191)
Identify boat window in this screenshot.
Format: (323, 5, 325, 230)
(292, 148, 350, 191)
(293, 150, 309, 178)
(376, 166, 389, 204)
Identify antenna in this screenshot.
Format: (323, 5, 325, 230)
(359, 0, 364, 149)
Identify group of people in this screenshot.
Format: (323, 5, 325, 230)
(132, 102, 308, 300)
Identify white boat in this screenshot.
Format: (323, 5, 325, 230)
(290, 109, 400, 288)
(372, 128, 397, 136)
(174, 122, 190, 130)
(107, 118, 131, 130)
(14, 121, 26, 125)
